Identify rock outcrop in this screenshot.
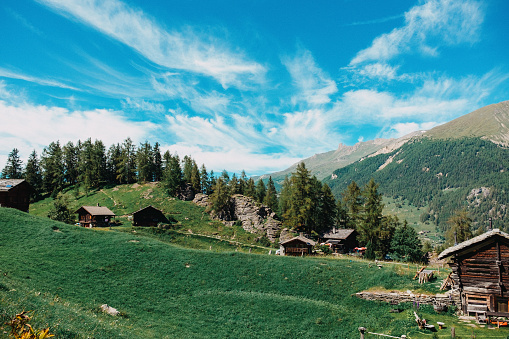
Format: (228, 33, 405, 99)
(192, 193, 282, 242)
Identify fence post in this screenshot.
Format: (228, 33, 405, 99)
(451, 326, 455, 338)
(358, 327, 366, 339)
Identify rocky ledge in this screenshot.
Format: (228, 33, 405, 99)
(193, 193, 282, 242)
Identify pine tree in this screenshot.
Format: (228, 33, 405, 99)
(106, 143, 122, 184)
(152, 142, 163, 182)
(190, 160, 201, 193)
(163, 152, 182, 197)
(358, 179, 384, 247)
(47, 193, 74, 224)
(317, 184, 337, 234)
(229, 173, 240, 195)
(263, 176, 278, 212)
(182, 156, 194, 184)
(239, 170, 247, 195)
(255, 179, 266, 203)
(284, 162, 315, 234)
(136, 141, 154, 182)
(199, 164, 210, 194)
(278, 175, 291, 217)
(41, 141, 64, 195)
(208, 177, 231, 216)
(390, 220, 423, 263)
(342, 181, 363, 229)
(24, 150, 42, 201)
(63, 142, 78, 186)
(117, 137, 136, 184)
(336, 199, 349, 229)
(445, 209, 473, 245)
(2, 148, 24, 179)
(244, 178, 256, 199)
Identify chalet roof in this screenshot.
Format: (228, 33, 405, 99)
(438, 228, 509, 259)
(0, 179, 26, 191)
(321, 228, 355, 240)
(131, 205, 163, 215)
(75, 206, 115, 216)
(280, 235, 316, 246)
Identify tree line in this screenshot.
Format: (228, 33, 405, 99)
(2, 139, 425, 262)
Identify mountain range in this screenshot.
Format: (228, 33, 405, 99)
(267, 100, 509, 232)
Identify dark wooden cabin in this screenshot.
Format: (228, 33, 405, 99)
(132, 205, 168, 226)
(0, 179, 32, 212)
(279, 235, 316, 256)
(320, 228, 358, 253)
(75, 205, 115, 228)
(438, 229, 509, 319)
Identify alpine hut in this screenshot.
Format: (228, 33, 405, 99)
(75, 205, 115, 228)
(131, 205, 168, 226)
(320, 228, 358, 253)
(438, 228, 509, 320)
(279, 234, 316, 256)
(0, 179, 32, 212)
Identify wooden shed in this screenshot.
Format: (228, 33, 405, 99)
(279, 235, 316, 256)
(131, 205, 168, 226)
(0, 179, 32, 212)
(438, 229, 509, 319)
(320, 228, 358, 253)
(75, 205, 115, 228)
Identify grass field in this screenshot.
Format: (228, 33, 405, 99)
(2, 207, 509, 338)
(29, 183, 275, 253)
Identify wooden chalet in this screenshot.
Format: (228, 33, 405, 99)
(279, 234, 316, 256)
(131, 205, 168, 226)
(438, 229, 509, 319)
(75, 205, 115, 228)
(0, 179, 32, 212)
(320, 228, 358, 253)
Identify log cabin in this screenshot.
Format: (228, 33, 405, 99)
(131, 205, 168, 226)
(438, 229, 509, 319)
(279, 234, 316, 256)
(319, 228, 358, 253)
(0, 179, 32, 212)
(75, 205, 115, 228)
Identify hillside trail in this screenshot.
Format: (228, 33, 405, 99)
(174, 229, 273, 251)
(99, 189, 120, 207)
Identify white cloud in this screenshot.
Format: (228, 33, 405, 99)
(350, 0, 484, 65)
(121, 98, 165, 113)
(0, 67, 80, 91)
(37, 0, 266, 89)
(384, 121, 439, 138)
(336, 70, 508, 124)
(0, 99, 156, 168)
(283, 49, 337, 106)
(164, 144, 301, 176)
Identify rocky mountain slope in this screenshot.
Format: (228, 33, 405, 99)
(193, 193, 282, 242)
(266, 100, 509, 184)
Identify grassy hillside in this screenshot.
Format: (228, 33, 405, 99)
(325, 137, 509, 232)
(2, 207, 509, 338)
(425, 100, 509, 146)
(29, 182, 272, 252)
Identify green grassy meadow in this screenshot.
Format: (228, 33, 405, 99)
(2, 208, 509, 338)
(29, 183, 273, 253)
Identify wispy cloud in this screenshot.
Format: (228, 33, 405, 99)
(121, 98, 165, 114)
(36, 0, 266, 89)
(283, 48, 337, 107)
(344, 14, 403, 27)
(350, 0, 484, 65)
(0, 67, 80, 91)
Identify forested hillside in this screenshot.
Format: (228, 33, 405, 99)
(325, 137, 509, 232)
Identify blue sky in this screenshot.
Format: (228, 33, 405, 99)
(1, 0, 508, 175)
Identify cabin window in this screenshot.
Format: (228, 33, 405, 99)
(497, 297, 509, 313)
